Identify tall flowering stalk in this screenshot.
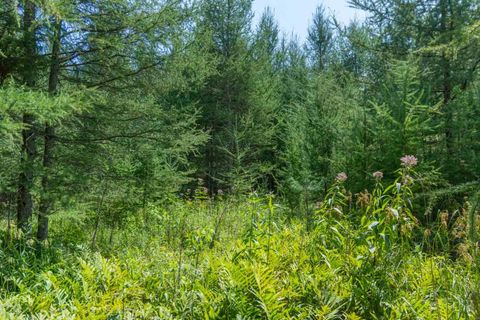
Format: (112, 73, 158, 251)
(357, 171, 386, 256)
(371, 171, 384, 211)
(316, 172, 350, 220)
(358, 157, 420, 255)
(387, 156, 419, 243)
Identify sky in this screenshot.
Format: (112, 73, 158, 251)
(251, 0, 366, 42)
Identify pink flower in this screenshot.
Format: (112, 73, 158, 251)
(336, 172, 348, 182)
(373, 171, 383, 179)
(400, 155, 418, 168)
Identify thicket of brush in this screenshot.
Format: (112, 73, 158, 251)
(1, 163, 479, 319)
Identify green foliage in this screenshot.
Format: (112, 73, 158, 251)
(280, 71, 361, 216)
(1, 165, 479, 318)
(0, 82, 91, 192)
(1, 0, 480, 317)
(307, 4, 334, 71)
(0, 175, 477, 319)
(369, 60, 440, 180)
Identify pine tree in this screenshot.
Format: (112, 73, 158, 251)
(194, 0, 278, 193)
(350, 0, 480, 184)
(307, 4, 334, 71)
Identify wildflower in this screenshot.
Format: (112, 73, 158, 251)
(452, 229, 466, 239)
(400, 155, 418, 168)
(423, 228, 432, 238)
(403, 174, 414, 185)
(372, 171, 383, 179)
(457, 243, 473, 263)
(440, 211, 449, 229)
(217, 189, 224, 196)
(356, 190, 371, 207)
(401, 222, 414, 235)
(336, 172, 348, 182)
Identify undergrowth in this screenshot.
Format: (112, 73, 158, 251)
(1, 164, 479, 319)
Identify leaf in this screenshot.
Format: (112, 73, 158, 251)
(368, 221, 379, 230)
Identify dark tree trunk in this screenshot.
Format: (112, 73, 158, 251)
(439, 0, 455, 181)
(443, 58, 453, 155)
(17, 0, 37, 234)
(37, 18, 62, 241)
(17, 113, 36, 233)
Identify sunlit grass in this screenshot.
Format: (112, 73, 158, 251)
(0, 169, 479, 319)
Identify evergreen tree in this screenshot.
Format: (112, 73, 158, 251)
(350, 0, 480, 184)
(306, 4, 334, 71)
(195, 0, 278, 193)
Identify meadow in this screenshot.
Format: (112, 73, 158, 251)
(1, 163, 479, 319)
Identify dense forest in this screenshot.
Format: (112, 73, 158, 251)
(0, 0, 480, 318)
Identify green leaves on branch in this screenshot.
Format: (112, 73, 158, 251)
(0, 82, 93, 125)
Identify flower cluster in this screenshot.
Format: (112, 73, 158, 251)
(372, 171, 383, 179)
(336, 172, 348, 182)
(400, 155, 418, 168)
(356, 190, 371, 207)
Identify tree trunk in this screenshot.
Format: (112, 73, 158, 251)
(443, 58, 453, 155)
(17, 114, 36, 234)
(439, 0, 455, 180)
(17, 0, 37, 235)
(91, 180, 108, 248)
(37, 18, 62, 241)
